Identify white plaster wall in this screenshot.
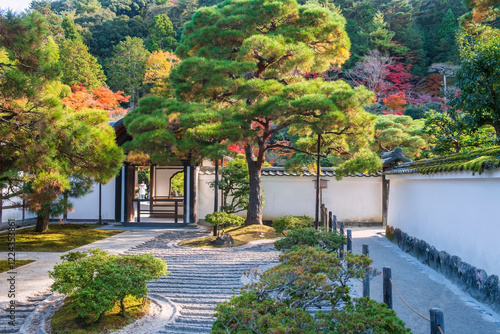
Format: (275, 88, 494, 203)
(261, 176, 316, 219)
(198, 173, 223, 220)
(1, 195, 36, 223)
(155, 167, 183, 197)
(197, 174, 382, 223)
(320, 177, 382, 223)
(387, 170, 500, 276)
(66, 179, 116, 220)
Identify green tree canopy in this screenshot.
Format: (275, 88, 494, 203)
(126, 0, 377, 225)
(423, 110, 497, 154)
(59, 38, 106, 89)
(106, 36, 150, 108)
(449, 32, 500, 140)
(146, 14, 178, 52)
(374, 114, 429, 159)
(0, 11, 124, 232)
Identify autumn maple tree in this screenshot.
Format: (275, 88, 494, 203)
(125, 0, 377, 225)
(383, 92, 407, 115)
(62, 84, 129, 119)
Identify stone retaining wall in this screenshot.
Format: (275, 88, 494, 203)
(390, 227, 500, 313)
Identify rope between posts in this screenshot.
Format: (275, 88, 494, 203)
(347, 233, 363, 253)
(388, 277, 431, 322)
(438, 325, 444, 334)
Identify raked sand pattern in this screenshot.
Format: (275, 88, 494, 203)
(125, 230, 280, 334)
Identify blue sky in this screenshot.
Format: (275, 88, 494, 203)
(0, 0, 33, 13)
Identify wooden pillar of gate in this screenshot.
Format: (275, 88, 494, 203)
(125, 164, 136, 223)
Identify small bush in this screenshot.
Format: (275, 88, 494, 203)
(50, 249, 168, 322)
(205, 212, 245, 229)
(274, 227, 345, 253)
(212, 247, 409, 333)
(272, 215, 314, 235)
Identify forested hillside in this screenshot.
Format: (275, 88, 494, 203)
(25, 0, 467, 107)
(3, 0, 499, 163)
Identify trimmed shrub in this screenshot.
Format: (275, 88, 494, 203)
(274, 227, 345, 253)
(50, 249, 168, 322)
(272, 215, 314, 235)
(205, 212, 245, 229)
(212, 247, 409, 333)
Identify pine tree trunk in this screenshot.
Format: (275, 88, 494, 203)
(120, 298, 125, 316)
(35, 213, 49, 233)
(245, 146, 263, 225)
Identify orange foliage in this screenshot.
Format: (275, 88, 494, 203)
(62, 84, 130, 118)
(382, 92, 407, 115)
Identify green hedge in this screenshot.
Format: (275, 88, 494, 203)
(274, 227, 345, 253)
(272, 215, 314, 235)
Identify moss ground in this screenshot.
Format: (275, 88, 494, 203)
(0, 260, 35, 273)
(178, 224, 280, 248)
(0, 224, 123, 252)
(51, 296, 150, 334)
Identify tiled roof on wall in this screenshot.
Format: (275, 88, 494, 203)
(199, 166, 381, 177)
(386, 146, 500, 175)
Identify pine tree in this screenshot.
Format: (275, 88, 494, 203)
(0, 11, 124, 232)
(126, 0, 377, 225)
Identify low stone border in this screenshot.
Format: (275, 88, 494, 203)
(389, 227, 500, 313)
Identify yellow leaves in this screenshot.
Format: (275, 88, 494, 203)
(144, 51, 181, 96)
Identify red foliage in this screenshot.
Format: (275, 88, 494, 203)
(62, 84, 130, 118)
(383, 92, 407, 114)
(227, 143, 245, 154)
(386, 62, 412, 93)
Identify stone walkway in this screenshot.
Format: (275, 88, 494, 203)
(2, 226, 500, 334)
(125, 230, 279, 334)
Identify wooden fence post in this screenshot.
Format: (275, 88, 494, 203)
(347, 229, 352, 252)
(430, 308, 444, 334)
(328, 211, 333, 232)
(320, 204, 325, 228)
(363, 244, 370, 298)
(339, 222, 345, 260)
(383, 267, 392, 309)
(333, 215, 337, 232)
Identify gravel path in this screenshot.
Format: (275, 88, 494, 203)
(126, 230, 280, 334)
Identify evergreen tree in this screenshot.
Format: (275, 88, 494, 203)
(0, 11, 123, 232)
(61, 17, 81, 41)
(146, 14, 178, 52)
(368, 11, 408, 56)
(374, 114, 429, 159)
(59, 18, 106, 89)
(449, 32, 500, 140)
(88, 15, 148, 60)
(435, 9, 459, 62)
(106, 36, 150, 108)
(126, 0, 377, 225)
